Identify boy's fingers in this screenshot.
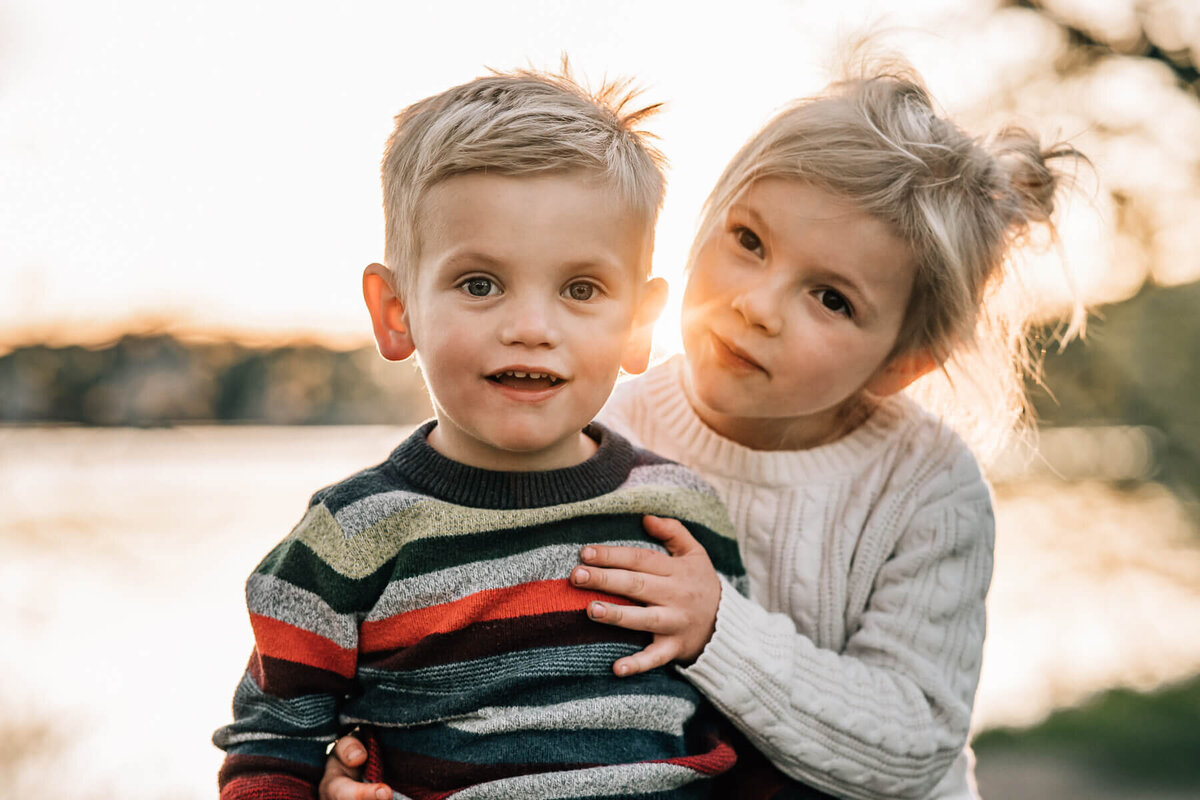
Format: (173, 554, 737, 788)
(614, 640, 678, 677)
(580, 543, 672, 574)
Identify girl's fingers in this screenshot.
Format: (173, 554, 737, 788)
(613, 639, 680, 677)
(587, 600, 677, 634)
(641, 515, 700, 555)
(579, 543, 673, 574)
(571, 565, 657, 600)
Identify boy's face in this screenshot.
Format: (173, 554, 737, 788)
(366, 171, 664, 471)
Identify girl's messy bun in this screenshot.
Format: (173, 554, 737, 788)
(990, 126, 1083, 230)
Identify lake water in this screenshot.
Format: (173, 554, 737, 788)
(3, 426, 1199, 799)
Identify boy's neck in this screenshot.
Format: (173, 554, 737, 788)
(426, 422, 598, 472)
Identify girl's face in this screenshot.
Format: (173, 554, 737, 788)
(681, 178, 919, 450)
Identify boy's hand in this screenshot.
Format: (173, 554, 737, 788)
(570, 515, 721, 676)
(320, 735, 390, 800)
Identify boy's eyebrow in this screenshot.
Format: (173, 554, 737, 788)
(443, 250, 627, 277)
(442, 251, 504, 270)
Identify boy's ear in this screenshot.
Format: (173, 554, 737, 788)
(620, 277, 669, 375)
(866, 349, 938, 396)
(362, 263, 416, 361)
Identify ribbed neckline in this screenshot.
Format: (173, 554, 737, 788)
(644, 356, 916, 487)
(387, 420, 636, 509)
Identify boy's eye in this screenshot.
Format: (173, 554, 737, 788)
(460, 277, 496, 297)
(734, 226, 764, 256)
(818, 289, 853, 317)
(565, 281, 596, 302)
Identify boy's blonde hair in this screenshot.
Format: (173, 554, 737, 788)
(692, 63, 1085, 457)
(382, 67, 666, 289)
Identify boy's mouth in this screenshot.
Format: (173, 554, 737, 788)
(486, 369, 564, 391)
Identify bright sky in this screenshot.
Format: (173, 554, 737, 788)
(0, 0, 1118, 352)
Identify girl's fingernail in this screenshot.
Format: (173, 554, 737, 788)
(348, 747, 364, 761)
(376, 787, 391, 800)
(589, 602, 606, 618)
(616, 663, 630, 676)
(581, 546, 596, 560)
(572, 568, 589, 584)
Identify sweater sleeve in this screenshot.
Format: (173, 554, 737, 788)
(213, 504, 378, 800)
(680, 471, 994, 800)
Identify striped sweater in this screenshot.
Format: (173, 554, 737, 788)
(213, 421, 746, 800)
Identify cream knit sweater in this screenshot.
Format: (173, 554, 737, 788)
(599, 357, 993, 800)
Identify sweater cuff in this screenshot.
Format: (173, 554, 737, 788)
(680, 575, 779, 704)
(220, 773, 317, 800)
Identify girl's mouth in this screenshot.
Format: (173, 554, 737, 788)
(710, 333, 766, 374)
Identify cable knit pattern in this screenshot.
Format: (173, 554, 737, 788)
(599, 357, 994, 800)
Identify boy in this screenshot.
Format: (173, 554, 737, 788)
(212, 69, 746, 799)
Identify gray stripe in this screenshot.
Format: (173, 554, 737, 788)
(366, 540, 658, 621)
(447, 761, 705, 799)
(620, 462, 719, 497)
(247, 573, 358, 648)
(333, 488, 428, 538)
(445, 694, 696, 737)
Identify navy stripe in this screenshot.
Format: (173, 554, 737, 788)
(361, 610, 649, 669)
(381, 726, 687, 766)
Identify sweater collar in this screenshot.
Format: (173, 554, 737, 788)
(387, 420, 635, 508)
(643, 355, 915, 486)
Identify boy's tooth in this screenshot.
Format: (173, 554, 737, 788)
(514, 371, 527, 378)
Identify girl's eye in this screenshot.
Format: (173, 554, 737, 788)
(565, 282, 596, 302)
(818, 289, 853, 317)
(461, 277, 496, 297)
(734, 226, 764, 256)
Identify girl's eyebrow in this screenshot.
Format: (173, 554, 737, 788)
(727, 202, 767, 230)
(807, 267, 877, 318)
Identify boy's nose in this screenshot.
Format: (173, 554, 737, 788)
(730, 279, 783, 336)
(499, 298, 561, 348)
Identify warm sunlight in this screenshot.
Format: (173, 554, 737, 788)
(6, 2, 1200, 799)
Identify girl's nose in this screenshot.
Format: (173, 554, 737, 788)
(730, 279, 783, 336)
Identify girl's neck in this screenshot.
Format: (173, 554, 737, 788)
(682, 377, 877, 452)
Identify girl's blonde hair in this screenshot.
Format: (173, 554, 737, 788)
(692, 64, 1085, 458)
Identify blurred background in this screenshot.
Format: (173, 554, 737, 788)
(2, 0, 1199, 797)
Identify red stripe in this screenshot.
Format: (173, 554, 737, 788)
(249, 613, 356, 678)
(360, 580, 630, 652)
(654, 736, 738, 776)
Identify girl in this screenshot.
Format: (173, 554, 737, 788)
(323, 64, 1081, 800)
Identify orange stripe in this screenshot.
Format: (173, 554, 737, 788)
(360, 580, 630, 652)
(250, 613, 356, 678)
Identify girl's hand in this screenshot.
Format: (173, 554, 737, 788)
(319, 735, 390, 800)
(570, 515, 721, 676)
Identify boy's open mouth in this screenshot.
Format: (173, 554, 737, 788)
(487, 370, 564, 391)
